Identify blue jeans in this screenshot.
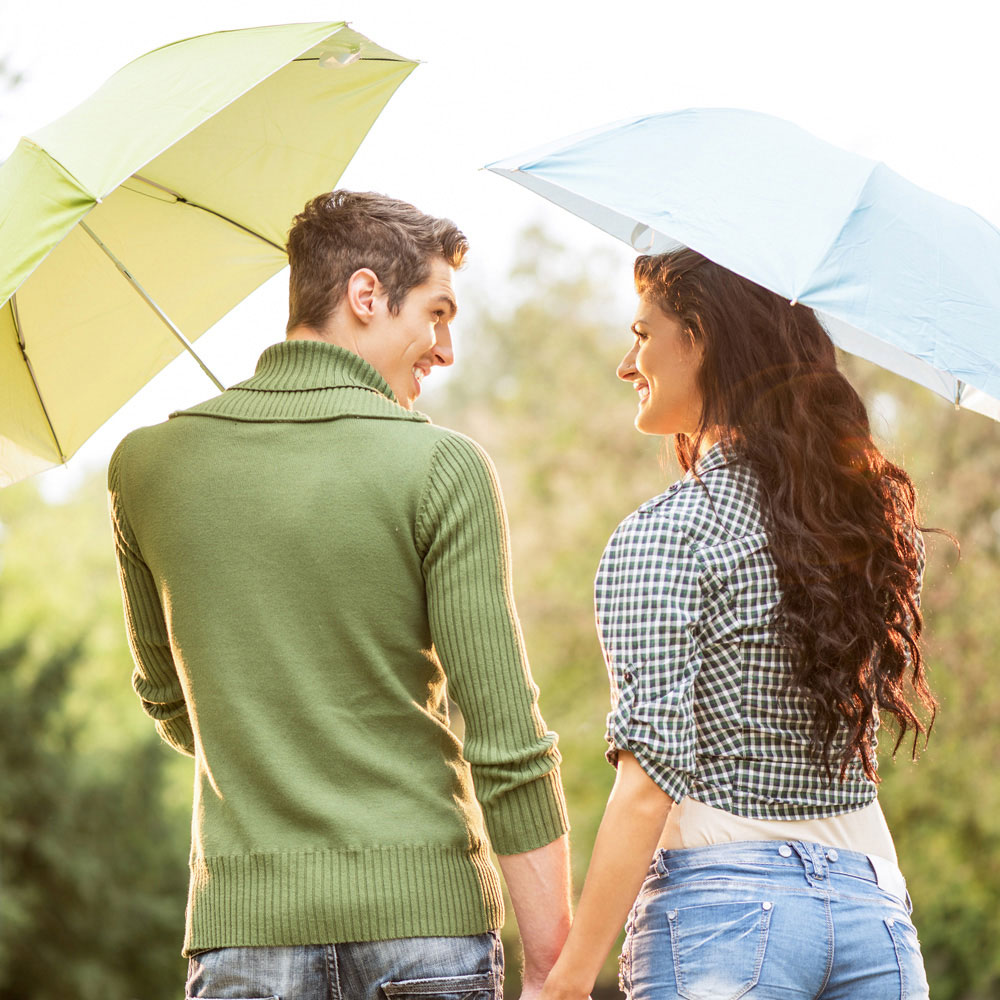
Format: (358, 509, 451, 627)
(185, 931, 503, 1000)
(620, 841, 930, 1000)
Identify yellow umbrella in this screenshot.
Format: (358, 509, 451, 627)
(0, 21, 416, 486)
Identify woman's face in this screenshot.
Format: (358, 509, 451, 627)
(617, 296, 704, 437)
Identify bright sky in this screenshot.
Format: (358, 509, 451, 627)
(2, 0, 999, 498)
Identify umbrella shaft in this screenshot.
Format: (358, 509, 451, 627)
(79, 222, 224, 392)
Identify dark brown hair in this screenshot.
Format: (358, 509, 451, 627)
(635, 247, 937, 780)
(285, 190, 468, 333)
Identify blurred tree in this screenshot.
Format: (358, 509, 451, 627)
(0, 223, 996, 999)
(0, 631, 188, 999)
(433, 226, 1000, 999)
(843, 356, 1000, 1000)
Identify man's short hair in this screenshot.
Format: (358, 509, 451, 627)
(285, 190, 469, 332)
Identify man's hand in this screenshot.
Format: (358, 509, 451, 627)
(497, 834, 573, 993)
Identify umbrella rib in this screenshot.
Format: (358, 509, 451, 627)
(130, 174, 288, 253)
(10, 294, 68, 464)
(79, 221, 225, 392)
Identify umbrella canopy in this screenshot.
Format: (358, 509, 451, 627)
(0, 21, 416, 486)
(487, 109, 1000, 423)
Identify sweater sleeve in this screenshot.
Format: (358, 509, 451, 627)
(108, 439, 195, 757)
(416, 434, 569, 855)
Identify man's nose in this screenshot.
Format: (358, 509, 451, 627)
(432, 323, 454, 367)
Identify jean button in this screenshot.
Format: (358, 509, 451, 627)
(778, 844, 792, 858)
(827, 849, 839, 862)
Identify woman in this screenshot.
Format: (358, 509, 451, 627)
(542, 249, 934, 1000)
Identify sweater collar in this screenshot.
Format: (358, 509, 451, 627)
(172, 339, 431, 424)
(237, 339, 398, 402)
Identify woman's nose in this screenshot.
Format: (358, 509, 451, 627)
(617, 345, 637, 381)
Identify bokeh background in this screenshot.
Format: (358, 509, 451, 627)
(2, 2, 999, 997)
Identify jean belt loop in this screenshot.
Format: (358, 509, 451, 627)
(653, 850, 670, 878)
(789, 841, 812, 875)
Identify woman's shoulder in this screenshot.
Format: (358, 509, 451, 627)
(622, 455, 764, 543)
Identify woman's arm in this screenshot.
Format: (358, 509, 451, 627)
(540, 752, 674, 1000)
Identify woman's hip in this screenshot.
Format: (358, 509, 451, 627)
(621, 841, 929, 1000)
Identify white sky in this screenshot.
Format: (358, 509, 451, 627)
(2, 0, 999, 498)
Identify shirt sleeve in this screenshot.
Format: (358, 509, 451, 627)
(415, 433, 569, 855)
(108, 438, 195, 757)
(598, 512, 706, 802)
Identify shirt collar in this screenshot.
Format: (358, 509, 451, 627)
(636, 440, 735, 513)
(686, 440, 732, 478)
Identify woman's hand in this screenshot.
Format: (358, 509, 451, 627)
(535, 960, 592, 1000)
(536, 752, 673, 999)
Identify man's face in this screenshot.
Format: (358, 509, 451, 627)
(361, 258, 457, 409)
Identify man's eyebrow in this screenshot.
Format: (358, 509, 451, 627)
(434, 293, 458, 320)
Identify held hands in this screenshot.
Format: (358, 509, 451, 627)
(532, 957, 593, 1000)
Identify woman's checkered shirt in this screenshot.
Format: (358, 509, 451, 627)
(596, 443, 922, 820)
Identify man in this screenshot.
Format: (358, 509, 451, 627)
(108, 191, 571, 1000)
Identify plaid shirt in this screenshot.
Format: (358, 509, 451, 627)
(596, 442, 921, 820)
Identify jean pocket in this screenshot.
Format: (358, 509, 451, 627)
(381, 972, 498, 1000)
(885, 917, 930, 1000)
(186, 996, 278, 999)
(669, 901, 772, 1000)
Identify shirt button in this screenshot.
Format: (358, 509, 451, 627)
(778, 845, 793, 858)
(623, 670, 634, 683)
(827, 849, 839, 862)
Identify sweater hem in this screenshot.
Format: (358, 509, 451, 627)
(182, 842, 504, 957)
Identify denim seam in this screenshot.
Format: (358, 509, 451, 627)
(885, 918, 910, 999)
(325, 943, 342, 1000)
(815, 896, 835, 998)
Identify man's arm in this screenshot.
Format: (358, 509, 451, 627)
(108, 439, 195, 757)
(416, 433, 572, 975)
(498, 835, 573, 999)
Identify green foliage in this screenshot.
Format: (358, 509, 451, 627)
(843, 356, 1000, 1000)
(0, 225, 997, 998)
(0, 630, 188, 999)
(434, 230, 1000, 999)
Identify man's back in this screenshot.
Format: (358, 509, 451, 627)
(110, 340, 567, 955)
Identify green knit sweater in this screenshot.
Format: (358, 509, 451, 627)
(108, 339, 568, 956)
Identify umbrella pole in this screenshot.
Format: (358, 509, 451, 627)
(79, 222, 225, 392)
(10, 294, 67, 464)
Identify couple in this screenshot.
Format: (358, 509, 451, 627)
(109, 191, 933, 1000)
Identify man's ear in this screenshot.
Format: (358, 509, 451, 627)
(345, 268, 381, 324)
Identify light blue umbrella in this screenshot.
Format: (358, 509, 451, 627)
(487, 109, 1000, 422)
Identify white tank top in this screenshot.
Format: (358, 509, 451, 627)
(658, 796, 897, 863)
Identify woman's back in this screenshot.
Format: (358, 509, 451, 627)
(596, 443, 905, 820)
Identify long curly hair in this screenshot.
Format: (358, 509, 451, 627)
(634, 248, 937, 781)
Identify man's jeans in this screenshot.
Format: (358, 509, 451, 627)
(185, 931, 503, 1000)
(620, 841, 930, 999)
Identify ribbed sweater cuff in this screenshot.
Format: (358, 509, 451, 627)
(156, 715, 195, 757)
(484, 768, 570, 856)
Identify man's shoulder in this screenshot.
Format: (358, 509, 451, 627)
(108, 418, 174, 481)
